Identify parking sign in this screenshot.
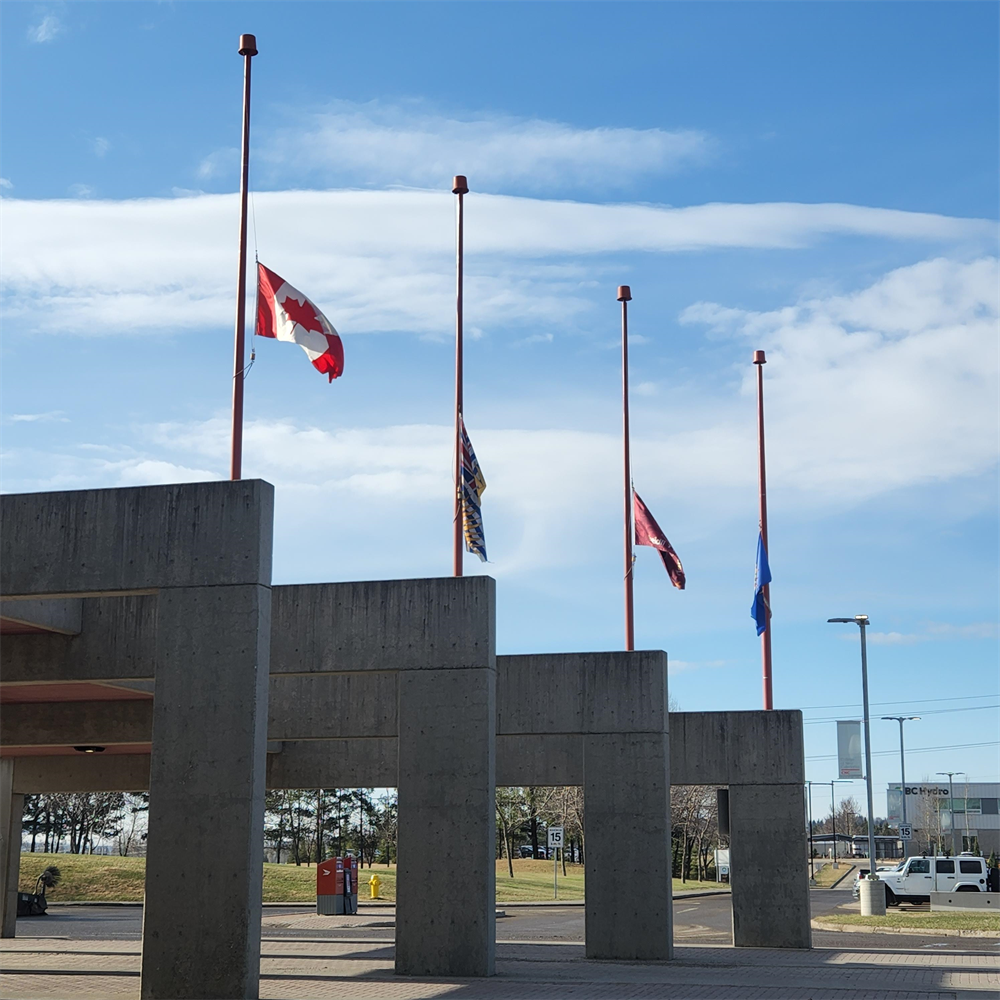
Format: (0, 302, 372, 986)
(547, 827, 564, 849)
(898, 823, 912, 839)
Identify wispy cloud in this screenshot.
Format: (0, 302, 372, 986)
(91, 137, 111, 158)
(2, 190, 991, 339)
(855, 622, 998, 645)
(219, 101, 712, 193)
(0, 178, 12, 191)
(27, 13, 64, 44)
(5, 411, 69, 423)
(67, 183, 95, 198)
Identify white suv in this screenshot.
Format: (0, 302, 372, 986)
(854, 854, 990, 905)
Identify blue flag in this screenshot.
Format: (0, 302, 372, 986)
(751, 532, 771, 635)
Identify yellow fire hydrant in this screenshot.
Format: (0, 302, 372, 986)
(368, 874, 381, 900)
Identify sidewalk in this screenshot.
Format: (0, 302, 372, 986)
(1, 937, 997, 998)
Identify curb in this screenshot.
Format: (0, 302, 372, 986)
(812, 918, 998, 938)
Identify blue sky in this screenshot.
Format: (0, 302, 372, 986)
(2, 2, 998, 814)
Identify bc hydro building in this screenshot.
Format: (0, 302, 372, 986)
(888, 782, 1000, 856)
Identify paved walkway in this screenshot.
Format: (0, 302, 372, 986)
(1, 938, 997, 999)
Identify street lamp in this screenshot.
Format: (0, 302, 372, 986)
(883, 716, 919, 860)
(936, 771, 966, 856)
(828, 616, 878, 871)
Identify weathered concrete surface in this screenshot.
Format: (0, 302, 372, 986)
(1, 700, 152, 748)
(498, 651, 668, 735)
(141, 584, 271, 1000)
(584, 732, 672, 960)
(669, 711, 804, 786)
(496, 734, 583, 786)
(0, 595, 157, 684)
(0, 480, 273, 596)
(266, 739, 398, 789)
(11, 754, 151, 794)
(0, 760, 23, 938)
(0, 598, 82, 634)
(268, 673, 397, 739)
(396, 666, 496, 978)
(271, 577, 495, 673)
(729, 783, 811, 949)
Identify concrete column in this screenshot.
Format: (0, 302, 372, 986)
(584, 732, 672, 960)
(395, 666, 496, 977)
(729, 782, 811, 948)
(140, 584, 271, 1000)
(0, 760, 24, 938)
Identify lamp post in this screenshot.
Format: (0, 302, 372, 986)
(883, 716, 919, 860)
(828, 616, 878, 871)
(937, 771, 966, 856)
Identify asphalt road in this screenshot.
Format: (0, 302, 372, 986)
(14, 890, 999, 953)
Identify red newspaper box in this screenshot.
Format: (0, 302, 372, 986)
(316, 857, 358, 915)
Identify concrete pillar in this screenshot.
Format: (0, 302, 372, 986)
(395, 666, 496, 977)
(0, 760, 24, 938)
(140, 584, 271, 1000)
(729, 783, 811, 948)
(584, 732, 672, 960)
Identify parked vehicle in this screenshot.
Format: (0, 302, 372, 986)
(853, 854, 990, 905)
(518, 845, 547, 859)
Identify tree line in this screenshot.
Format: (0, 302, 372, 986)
(22, 793, 149, 856)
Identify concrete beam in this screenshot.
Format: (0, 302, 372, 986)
(266, 739, 398, 789)
(497, 651, 668, 735)
(1, 480, 273, 596)
(669, 711, 804, 786)
(1, 700, 152, 748)
(0, 595, 157, 684)
(271, 577, 495, 673)
(496, 734, 582, 786)
(0, 599, 82, 635)
(12, 755, 151, 794)
(267, 673, 397, 740)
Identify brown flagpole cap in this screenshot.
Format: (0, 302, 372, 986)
(753, 350, 766, 364)
(452, 175, 469, 195)
(239, 34, 258, 56)
(617, 285, 632, 302)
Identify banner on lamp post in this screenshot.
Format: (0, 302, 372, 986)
(837, 720, 863, 778)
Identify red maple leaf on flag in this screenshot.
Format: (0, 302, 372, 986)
(280, 295, 323, 334)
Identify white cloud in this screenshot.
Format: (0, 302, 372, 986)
(91, 137, 111, 158)
(0, 178, 12, 190)
(862, 621, 998, 645)
(246, 101, 711, 193)
(67, 183, 94, 198)
(27, 13, 63, 43)
(680, 256, 999, 506)
(1, 190, 991, 338)
(5, 411, 68, 423)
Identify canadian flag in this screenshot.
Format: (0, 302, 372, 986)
(255, 262, 344, 381)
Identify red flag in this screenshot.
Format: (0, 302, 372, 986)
(634, 490, 685, 590)
(256, 262, 344, 382)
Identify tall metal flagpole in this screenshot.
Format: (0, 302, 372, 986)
(619, 286, 635, 651)
(230, 33, 257, 481)
(753, 350, 773, 709)
(452, 175, 469, 576)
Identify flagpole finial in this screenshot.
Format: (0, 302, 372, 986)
(617, 285, 632, 302)
(753, 349, 766, 365)
(452, 175, 469, 195)
(238, 34, 258, 56)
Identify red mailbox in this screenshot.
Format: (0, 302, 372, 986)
(316, 856, 359, 915)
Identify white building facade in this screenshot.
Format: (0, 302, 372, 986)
(887, 782, 1000, 857)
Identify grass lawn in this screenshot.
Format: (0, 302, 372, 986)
(818, 910, 999, 932)
(812, 862, 854, 887)
(20, 854, 729, 903)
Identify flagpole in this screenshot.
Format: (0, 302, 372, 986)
(754, 349, 773, 709)
(452, 175, 469, 577)
(230, 33, 257, 481)
(619, 285, 635, 651)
